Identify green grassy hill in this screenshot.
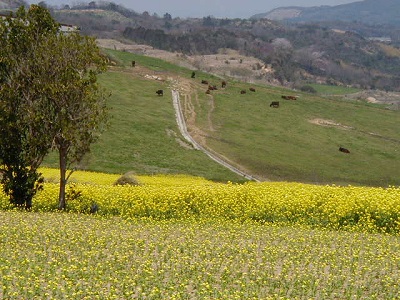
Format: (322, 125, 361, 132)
(44, 49, 400, 186)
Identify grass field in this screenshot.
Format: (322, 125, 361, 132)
(44, 48, 399, 186)
(43, 51, 245, 183)
(185, 71, 400, 186)
(307, 83, 360, 95)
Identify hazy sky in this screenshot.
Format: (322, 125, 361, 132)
(28, 0, 361, 19)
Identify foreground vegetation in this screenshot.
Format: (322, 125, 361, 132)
(1, 169, 399, 234)
(1, 170, 399, 298)
(1, 212, 399, 299)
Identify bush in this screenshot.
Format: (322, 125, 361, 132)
(300, 85, 317, 93)
(114, 172, 140, 186)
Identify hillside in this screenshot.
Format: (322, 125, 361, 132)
(252, 0, 400, 26)
(47, 2, 400, 93)
(42, 48, 400, 186)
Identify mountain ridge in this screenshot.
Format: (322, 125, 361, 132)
(251, 0, 400, 26)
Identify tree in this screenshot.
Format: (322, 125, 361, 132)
(0, 5, 109, 210)
(0, 5, 60, 209)
(37, 33, 109, 210)
(163, 13, 172, 21)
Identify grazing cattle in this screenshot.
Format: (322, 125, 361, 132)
(282, 95, 297, 100)
(206, 89, 211, 94)
(156, 89, 163, 96)
(249, 87, 256, 92)
(221, 81, 227, 88)
(270, 101, 279, 108)
(131, 60, 136, 67)
(191, 71, 196, 78)
(339, 147, 350, 154)
(201, 80, 209, 85)
(208, 85, 218, 91)
(240, 90, 247, 94)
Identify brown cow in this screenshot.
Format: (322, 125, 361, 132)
(240, 90, 247, 94)
(270, 101, 279, 108)
(339, 147, 350, 154)
(249, 87, 256, 92)
(206, 89, 211, 94)
(201, 80, 209, 85)
(282, 95, 297, 100)
(221, 81, 227, 88)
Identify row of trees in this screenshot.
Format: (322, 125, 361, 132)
(0, 5, 109, 210)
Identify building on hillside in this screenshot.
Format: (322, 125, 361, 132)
(0, 11, 80, 33)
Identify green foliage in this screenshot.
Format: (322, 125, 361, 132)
(300, 84, 317, 94)
(38, 32, 109, 210)
(0, 5, 60, 208)
(0, 5, 109, 209)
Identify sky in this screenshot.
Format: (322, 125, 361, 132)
(27, 0, 361, 19)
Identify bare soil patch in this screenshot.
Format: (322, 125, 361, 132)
(97, 39, 277, 84)
(309, 118, 353, 130)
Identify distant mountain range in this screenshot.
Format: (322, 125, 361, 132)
(3, 0, 400, 92)
(251, 0, 400, 26)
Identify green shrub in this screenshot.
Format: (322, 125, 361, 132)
(300, 85, 317, 93)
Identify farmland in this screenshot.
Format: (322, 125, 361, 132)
(1, 167, 400, 299)
(1, 169, 400, 234)
(1, 47, 400, 299)
(1, 198, 400, 299)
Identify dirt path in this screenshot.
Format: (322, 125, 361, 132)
(108, 55, 261, 181)
(171, 83, 260, 181)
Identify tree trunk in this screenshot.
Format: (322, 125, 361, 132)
(58, 146, 68, 210)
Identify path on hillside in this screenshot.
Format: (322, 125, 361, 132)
(171, 89, 260, 182)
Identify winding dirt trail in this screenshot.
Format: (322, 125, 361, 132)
(170, 81, 260, 182)
(108, 58, 261, 181)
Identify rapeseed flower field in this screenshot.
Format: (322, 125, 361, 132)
(1, 169, 400, 298)
(1, 213, 399, 299)
(1, 168, 399, 234)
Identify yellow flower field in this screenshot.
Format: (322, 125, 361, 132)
(0, 212, 399, 299)
(1, 168, 399, 234)
(1, 169, 400, 298)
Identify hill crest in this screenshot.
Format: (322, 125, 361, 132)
(252, 0, 400, 26)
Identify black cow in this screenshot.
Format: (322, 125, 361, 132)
(156, 89, 163, 96)
(201, 80, 209, 85)
(240, 90, 247, 94)
(339, 147, 350, 154)
(270, 101, 279, 108)
(131, 60, 136, 67)
(249, 87, 256, 92)
(191, 71, 196, 78)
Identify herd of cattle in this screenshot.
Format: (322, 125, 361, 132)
(141, 64, 351, 155)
